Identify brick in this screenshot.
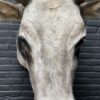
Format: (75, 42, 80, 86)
(10, 97, 34, 100)
(0, 78, 23, 85)
(74, 78, 100, 84)
(0, 23, 19, 31)
(76, 97, 100, 100)
(80, 47, 100, 53)
(74, 85, 100, 91)
(74, 91, 100, 96)
(77, 66, 100, 72)
(10, 71, 29, 78)
(0, 72, 11, 78)
(0, 51, 16, 58)
(0, 58, 18, 65)
(79, 59, 100, 66)
(0, 91, 22, 97)
(0, 97, 9, 100)
(97, 27, 100, 34)
(86, 34, 100, 40)
(0, 65, 22, 71)
(0, 31, 17, 38)
(0, 71, 29, 78)
(0, 44, 16, 51)
(23, 78, 31, 84)
(79, 53, 100, 59)
(10, 85, 32, 91)
(0, 38, 16, 44)
(76, 72, 100, 78)
(86, 20, 100, 27)
(86, 27, 97, 33)
(0, 85, 10, 91)
(83, 40, 100, 47)
(21, 91, 33, 97)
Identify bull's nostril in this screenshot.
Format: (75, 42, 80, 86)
(17, 36, 32, 65)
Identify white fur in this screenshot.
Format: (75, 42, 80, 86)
(17, 0, 86, 100)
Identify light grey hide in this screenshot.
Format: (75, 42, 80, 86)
(17, 0, 86, 100)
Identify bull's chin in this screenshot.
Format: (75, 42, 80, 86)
(30, 81, 75, 100)
(35, 97, 75, 100)
(33, 94, 75, 100)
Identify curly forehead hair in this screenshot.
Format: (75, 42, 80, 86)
(16, 0, 85, 6)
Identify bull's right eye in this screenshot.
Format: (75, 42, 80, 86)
(17, 36, 32, 65)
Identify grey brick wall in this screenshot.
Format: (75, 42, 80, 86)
(0, 20, 100, 100)
(0, 0, 100, 100)
(0, 22, 33, 100)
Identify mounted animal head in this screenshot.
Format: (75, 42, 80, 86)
(0, 0, 100, 100)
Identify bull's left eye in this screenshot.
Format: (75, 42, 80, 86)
(17, 36, 32, 65)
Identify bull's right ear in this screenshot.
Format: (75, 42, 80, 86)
(0, 0, 24, 21)
(80, 1, 100, 19)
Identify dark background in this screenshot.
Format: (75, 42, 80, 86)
(0, 0, 100, 100)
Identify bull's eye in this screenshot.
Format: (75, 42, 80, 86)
(17, 36, 32, 65)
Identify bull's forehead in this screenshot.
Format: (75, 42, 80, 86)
(33, 0, 75, 8)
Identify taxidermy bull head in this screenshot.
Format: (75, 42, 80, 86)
(0, 0, 100, 100)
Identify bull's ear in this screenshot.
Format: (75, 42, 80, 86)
(80, 1, 100, 19)
(0, 0, 24, 21)
(16, 0, 30, 7)
(17, 36, 32, 67)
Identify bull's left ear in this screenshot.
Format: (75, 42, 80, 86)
(80, 1, 100, 19)
(0, 0, 24, 21)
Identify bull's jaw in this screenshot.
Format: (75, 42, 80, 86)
(28, 65, 75, 100)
